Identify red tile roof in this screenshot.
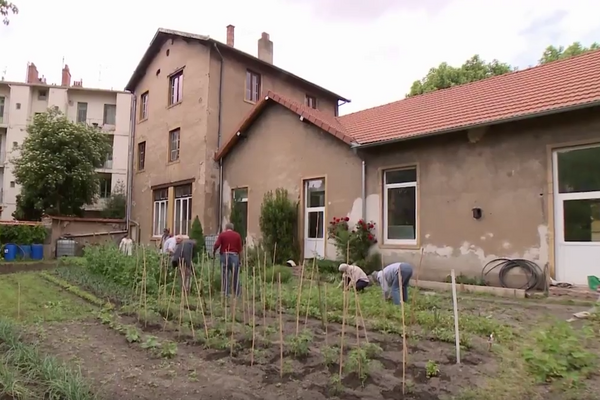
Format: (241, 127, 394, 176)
(214, 91, 354, 160)
(340, 49, 600, 146)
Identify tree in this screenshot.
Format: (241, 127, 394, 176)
(539, 42, 600, 64)
(12, 109, 111, 220)
(100, 180, 126, 219)
(1, 1, 18, 25)
(229, 197, 246, 243)
(407, 41, 600, 97)
(189, 216, 206, 258)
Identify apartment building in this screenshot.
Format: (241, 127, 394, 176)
(0, 63, 132, 219)
(126, 26, 349, 241)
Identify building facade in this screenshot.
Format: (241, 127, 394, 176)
(0, 63, 132, 219)
(126, 26, 348, 241)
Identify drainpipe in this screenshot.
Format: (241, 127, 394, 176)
(126, 94, 137, 229)
(361, 159, 366, 221)
(214, 43, 225, 234)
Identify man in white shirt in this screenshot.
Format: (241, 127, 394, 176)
(162, 234, 176, 254)
(338, 263, 370, 291)
(119, 235, 133, 256)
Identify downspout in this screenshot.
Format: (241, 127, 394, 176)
(361, 159, 366, 221)
(214, 43, 225, 234)
(126, 94, 140, 241)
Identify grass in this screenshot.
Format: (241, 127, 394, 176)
(0, 272, 95, 323)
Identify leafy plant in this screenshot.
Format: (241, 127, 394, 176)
(229, 193, 247, 243)
(189, 216, 206, 259)
(160, 341, 178, 358)
(141, 336, 160, 350)
(100, 180, 126, 219)
(345, 347, 377, 386)
(321, 345, 339, 366)
(0, 224, 47, 245)
(286, 329, 313, 358)
(328, 217, 377, 264)
(125, 326, 141, 343)
(259, 188, 298, 264)
(426, 360, 439, 378)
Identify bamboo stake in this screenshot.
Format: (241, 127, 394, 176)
(178, 263, 185, 337)
(241, 269, 247, 326)
(262, 252, 267, 334)
(207, 254, 214, 321)
(182, 268, 196, 339)
(352, 280, 362, 379)
(269, 243, 277, 307)
(163, 275, 177, 330)
(398, 268, 407, 395)
(353, 285, 369, 343)
(323, 283, 328, 346)
(278, 273, 284, 378)
(295, 260, 306, 337)
(316, 261, 326, 331)
(451, 269, 461, 365)
(142, 247, 148, 326)
(251, 252, 257, 366)
(338, 274, 348, 380)
(157, 256, 164, 304)
(191, 264, 209, 340)
(17, 281, 21, 321)
(304, 257, 317, 325)
(230, 278, 239, 357)
(410, 247, 424, 325)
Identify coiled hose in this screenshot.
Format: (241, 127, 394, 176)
(481, 258, 545, 291)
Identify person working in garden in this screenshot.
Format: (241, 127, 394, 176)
(370, 262, 414, 305)
(337, 263, 370, 291)
(213, 223, 243, 297)
(171, 235, 196, 293)
(162, 234, 176, 254)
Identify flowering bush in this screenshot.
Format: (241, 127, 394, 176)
(328, 216, 377, 264)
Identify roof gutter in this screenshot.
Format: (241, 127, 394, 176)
(214, 43, 225, 234)
(350, 101, 600, 150)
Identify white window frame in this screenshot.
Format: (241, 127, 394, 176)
(103, 104, 116, 125)
(383, 169, 418, 245)
(140, 92, 149, 120)
(173, 196, 192, 236)
(169, 72, 183, 105)
(169, 129, 180, 162)
(153, 200, 168, 237)
(76, 102, 87, 123)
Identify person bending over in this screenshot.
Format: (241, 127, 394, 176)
(337, 263, 370, 292)
(370, 262, 413, 305)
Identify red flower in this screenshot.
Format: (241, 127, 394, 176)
(368, 234, 374, 241)
(344, 217, 349, 221)
(368, 223, 374, 229)
(358, 219, 363, 224)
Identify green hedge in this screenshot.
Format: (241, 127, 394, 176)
(0, 224, 47, 245)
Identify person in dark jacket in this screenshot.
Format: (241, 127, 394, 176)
(171, 236, 196, 293)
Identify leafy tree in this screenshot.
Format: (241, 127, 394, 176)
(189, 216, 206, 257)
(229, 197, 246, 243)
(259, 188, 298, 264)
(1, 1, 18, 25)
(100, 180, 126, 219)
(408, 42, 600, 97)
(12, 109, 111, 220)
(539, 42, 600, 64)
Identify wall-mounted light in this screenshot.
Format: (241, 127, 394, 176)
(472, 207, 482, 220)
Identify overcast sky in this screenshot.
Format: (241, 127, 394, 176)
(2, 0, 599, 113)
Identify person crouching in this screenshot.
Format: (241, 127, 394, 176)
(338, 263, 370, 292)
(370, 262, 414, 305)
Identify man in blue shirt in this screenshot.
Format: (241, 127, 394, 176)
(370, 262, 414, 305)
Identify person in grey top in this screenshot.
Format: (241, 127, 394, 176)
(171, 236, 196, 293)
(370, 262, 413, 305)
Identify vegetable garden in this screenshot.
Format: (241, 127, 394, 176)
(1, 242, 600, 399)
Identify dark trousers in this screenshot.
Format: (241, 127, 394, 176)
(220, 252, 240, 296)
(345, 277, 369, 292)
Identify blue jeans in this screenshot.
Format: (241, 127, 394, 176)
(389, 263, 413, 305)
(220, 252, 241, 296)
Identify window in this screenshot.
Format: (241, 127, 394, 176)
(383, 168, 417, 244)
(168, 128, 180, 162)
(76, 102, 87, 123)
(103, 135, 114, 169)
(153, 189, 169, 236)
(0, 97, 4, 123)
(15, 103, 21, 110)
(305, 95, 317, 109)
(10, 181, 15, 188)
(98, 173, 112, 198)
(140, 91, 149, 120)
(103, 104, 116, 125)
(169, 71, 183, 105)
(174, 184, 192, 236)
(138, 141, 146, 171)
(38, 90, 47, 100)
(232, 187, 248, 242)
(245, 70, 261, 102)
(12, 141, 17, 149)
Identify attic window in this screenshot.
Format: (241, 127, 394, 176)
(156, 69, 161, 76)
(166, 49, 170, 56)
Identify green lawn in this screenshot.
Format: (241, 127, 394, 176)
(0, 273, 95, 323)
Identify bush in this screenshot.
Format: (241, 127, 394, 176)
(0, 224, 47, 244)
(189, 216, 205, 258)
(230, 197, 246, 243)
(259, 188, 298, 264)
(100, 181, 126, 219)
(328, 217, 377, 264)
(208, 263, 293, 292)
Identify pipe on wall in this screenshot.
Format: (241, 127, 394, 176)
(214, 43, 225, 234)
(361, 159, 366, 221)
(126, 94, 137, 230)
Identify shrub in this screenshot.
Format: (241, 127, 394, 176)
(259, 188, 298, 264)
(209, 263, 292, 292)
(0, 223, 47, 244)
(229, 197, 247, 243)
(189, 216, 206, 258)
(328, 217, 377, 264)
(100, 180, 126, 219)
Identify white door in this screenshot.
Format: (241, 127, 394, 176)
(304, 178, 325, 259)
(553, 144, 600, 285)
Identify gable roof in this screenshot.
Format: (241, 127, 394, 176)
(125, 28, 350, 102)
(214, 91, 354, 161)
(340, 49, 600, 147)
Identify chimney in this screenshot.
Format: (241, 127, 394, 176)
(226, 24, 235, 47)
(26, 62, 39, 84)
(61, 64, 71, 86)
(258, 32, 273, 64)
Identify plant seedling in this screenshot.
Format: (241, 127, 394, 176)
(426, 360, 439, 378)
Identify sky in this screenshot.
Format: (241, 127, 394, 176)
(1, 0, 599, 114)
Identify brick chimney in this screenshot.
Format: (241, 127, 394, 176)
(258, 32, 273, 64)
(61, 64, 71, 86)
(226, 24, 235, 47)
(26, 62, 39, 84)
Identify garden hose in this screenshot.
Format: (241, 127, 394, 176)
(481, 258, 544, 291)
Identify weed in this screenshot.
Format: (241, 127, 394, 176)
(286, 329, 313, 358)
(426, 360, 439, 378)
(345, 347, 377, 386)
(141, 335, 160, 350)
(160, 342, 178, 359)
(125, 326, 141, 343)
(321, 345, 339, 366)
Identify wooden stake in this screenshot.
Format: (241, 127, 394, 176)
(316, 262, 326, 331)
(206, 253, 214, 322)
(17, 281, 21, 321)
(191, 264, 209, 340)
(269, 243, 277, 307)
(398, 268, 407, 395)
(338, 274, 348, 380)
(352, 282, 368, 343)
(451, 269, 461, 365)
(262, 252, 267, 334)
(163, 275, 177, 330)
(251, 253, 257, 366)
(410, 247, 424, 325)
(182, 270, 196, 339)
(295, 261, 306, 337)
(278, 273, 284, 378)
(178, 263, 185, 336)
(323, 283, 328, 346)
(230, 278, 239, 357)
(304, 257, 317, 325)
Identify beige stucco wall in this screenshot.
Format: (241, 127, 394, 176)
(221, 104, 600, 282)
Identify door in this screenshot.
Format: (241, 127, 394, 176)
(553, 144, 600, 285)
(304, 178, 325, 259)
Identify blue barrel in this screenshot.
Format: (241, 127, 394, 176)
(3, 244, 16, 262)
(31, 244, 43, 260)
(18, 245, 31, 259)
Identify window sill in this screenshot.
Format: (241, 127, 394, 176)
(167, 102, 182, 109)
(136, 169, 145, 174)
(243, 99, 257, 105)
(138, 118, 148, 124)
(167, 159, 180, 166)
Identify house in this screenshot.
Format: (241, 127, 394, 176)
(214, 49, 600, 286)
(0, 63, 131, 219)
(125, 26, 349, 240)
